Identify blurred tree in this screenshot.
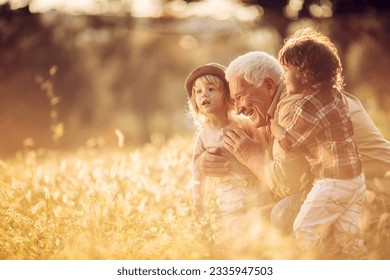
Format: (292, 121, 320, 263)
(237, 0, 390, 15)
(0, 3, 94, 153)
(0, 0, 389, 156)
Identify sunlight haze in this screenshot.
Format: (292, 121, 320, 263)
(1, 0, 261, 20)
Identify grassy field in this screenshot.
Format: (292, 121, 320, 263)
(0, 135, 389, 260)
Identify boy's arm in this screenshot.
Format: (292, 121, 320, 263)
(270, 117, 285, 139)
(265, 96, 314, 197)
(223, 121, 312, 197)
(277, 99, 322, 153)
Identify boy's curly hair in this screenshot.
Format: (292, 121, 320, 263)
(278, 27, 344, 90)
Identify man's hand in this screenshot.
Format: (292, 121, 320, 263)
(223, 128, 262, 165)
(199, 147, 231, 177)
(223, 128, 264, 170)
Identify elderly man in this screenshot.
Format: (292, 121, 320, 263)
(200, 51, 390, 235)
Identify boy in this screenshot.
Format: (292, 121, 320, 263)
(270, 28, 366, 256)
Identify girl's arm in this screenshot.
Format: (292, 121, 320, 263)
(192, 132, 207, 217)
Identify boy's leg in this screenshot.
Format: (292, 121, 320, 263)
(293, 179, 344, 253)
(293, 175, 366, 252)
(270, 192, 306, 234)
(332, 174, 366, 256)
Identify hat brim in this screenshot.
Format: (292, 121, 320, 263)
(184, 63, 228, 98)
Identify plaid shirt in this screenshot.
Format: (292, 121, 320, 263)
(277, 88, 362, 180)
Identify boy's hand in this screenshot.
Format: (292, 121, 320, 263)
(270, 110, 282, 138)
(270, 117, 283, 139)
(269, 117, 277, 135)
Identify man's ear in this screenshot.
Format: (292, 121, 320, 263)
(264, 78, 276, 97)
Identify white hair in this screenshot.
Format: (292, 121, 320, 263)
(225, 51, 283, 87)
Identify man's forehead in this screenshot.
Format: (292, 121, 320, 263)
(229, 77, 251, 95)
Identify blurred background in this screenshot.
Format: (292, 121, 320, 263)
(1, 0, 389, 157)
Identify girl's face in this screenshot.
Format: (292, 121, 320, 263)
(282, 63, 307, 95)
(193, 78, 228, 117)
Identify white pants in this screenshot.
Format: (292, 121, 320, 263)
(293, 173, 366, 253)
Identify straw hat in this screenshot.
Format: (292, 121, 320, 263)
(184, 63, 228, 98)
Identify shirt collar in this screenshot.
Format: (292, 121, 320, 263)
(266, 82, 286, 122)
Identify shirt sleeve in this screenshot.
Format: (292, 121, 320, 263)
(263, 149, 313, 198)
(343, 91, 390, 178)
(263, 94, 314, 197)
(277, 97, 323, 153)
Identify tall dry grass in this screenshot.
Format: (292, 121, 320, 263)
(0, 135, 389, 260)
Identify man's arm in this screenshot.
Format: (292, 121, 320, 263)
(263, 149, 313, 198)
(265, 94, 314, 197)
(223, 93, 315, 198)
(342, 91, 390, 178)
(223, 125, 312, 198)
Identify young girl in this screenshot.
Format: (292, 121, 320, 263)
(270, 28, 366, 255)
(184, 63, 264, 226)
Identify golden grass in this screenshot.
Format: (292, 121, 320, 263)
(0, 135, 389, 260)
